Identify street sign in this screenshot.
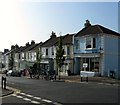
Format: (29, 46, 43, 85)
(83, 63, 88, 68)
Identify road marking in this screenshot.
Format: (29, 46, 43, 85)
(42, 99, 52, 103)
(19, 93, 27, 95)
(12, 92, 62, 105)
(16, 95, 23, 99)
(34, 97, 41, 100)
(23, 98, 31, 101)
(31, 100, 40, 104)
(53, 102, 63, 105)
(11, 94, 17, 96)
(26, 94, 33, 98)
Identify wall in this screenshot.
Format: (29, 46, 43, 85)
(74, 35, 101, 54)
(74, 57, 80, 74)
(118, 37, 120, 79)
(103, 35, 119, 78)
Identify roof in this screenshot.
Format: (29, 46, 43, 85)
(29, 42, 43, 51)
(62, 34, 74, 45)
(41, 37, 59, 47)
(75, 25, 120, 37)
(15, 46, 29, 53)
(41, 34, 74, 47)
(22, 44, 38, 52)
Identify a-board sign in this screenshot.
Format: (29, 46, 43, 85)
(80, 71, 95, 77)
(83, 63, 88, 68)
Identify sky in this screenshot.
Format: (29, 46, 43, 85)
(0, 0, 119, 52)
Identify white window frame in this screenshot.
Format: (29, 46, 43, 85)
(86, 37, 96, 50)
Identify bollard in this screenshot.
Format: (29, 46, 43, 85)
(86, 77, 88, 82)
(4, 77, 6, 89)
(81, 77, 83, 82)
(1, 76, 7, 89)
(1, 76, 3, 89)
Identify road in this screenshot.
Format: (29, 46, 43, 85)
(2, 76, 119, 105)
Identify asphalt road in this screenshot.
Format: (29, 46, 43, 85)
(2, 76, 119, 105)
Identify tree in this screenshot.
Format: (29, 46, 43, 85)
(9, 52, 14, 70)
(56, 36, 65, 80)
(36, 48, 42, 77)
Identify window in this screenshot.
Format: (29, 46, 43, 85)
(76, 40, 80, 49)
(67, 46, 70, 55)
(15, 54, 17, 61)
(34, 52, 36, 61)
(63, 49, 66, 55)
(86, 37, 91, 48)
(19, 54, 20, 59)
(22, 53, 24, 59)
(86, 37, 96, 49)
(46, 48, 48, 56)
(52, 47, 54, 55)
(93, 38, 96, 48)
(24, 53, 26, 60)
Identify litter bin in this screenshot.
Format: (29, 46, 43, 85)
(110, 71, 115, 78)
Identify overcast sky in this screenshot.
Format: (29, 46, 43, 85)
(0, 0, 119, 51)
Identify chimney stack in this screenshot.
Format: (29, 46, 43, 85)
(11, 45, 15, 50)
(15, 44, 19, 49)
(31, 40, 35, 45)
(50, 31, 56, 39)
(84, 20, 91, 28)
(26, 42, 29, 46)
(4, 49, 9, 53)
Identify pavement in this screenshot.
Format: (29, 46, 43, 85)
(1, 75, 120, 97)
(1, 88, 14, 97)
(58, 75, 120, 84)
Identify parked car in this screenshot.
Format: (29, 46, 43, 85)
(7, 70, 21, 77)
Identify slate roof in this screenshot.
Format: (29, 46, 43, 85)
(62, 34, 74, 45)
(13, 45, 28, 53)
(41, 34, 74, 47)
(22, 44, 38, 52)
(75, 25, 120, 37)
(41, 37, 59, 47)
(29, 42, 43, 51)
